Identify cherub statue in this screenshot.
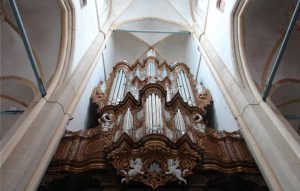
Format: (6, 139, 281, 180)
(196, 82, 204, 95)
(193, 114, 206, 133)
(99, 113, 114, 131)
(121, 158, 144, 183)
(165, 159, 188, 184)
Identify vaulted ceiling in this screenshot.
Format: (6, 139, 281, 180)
(1, 0, 299, 137)
(242, 0, 300, 132)
(1, 0, 62, 138)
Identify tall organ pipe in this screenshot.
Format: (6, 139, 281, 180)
(156, 94, 160, 130)
(179, 71, 189, 101)
(120, 77, 127, 100)
(145, 94, 163, 133)
(181, 71, 191, 99)
(113, 70, 123, 104)
(159, 97, 163, 131)
(177, 109, 182, 131)
(152, 93, 156, 130)
(166, 86, 171, 102)
(184, 72, 195, 105)
(111, 70, 121, 104)
(181, 71, 193, 105)
(123, 108, 133, 134)
(149, 95, 153, 133)
(145, 98, 149, 131)
(175, 111, 179, 131)
(179, 110, 185, 132)
(175, 109, 185, 134)
(117, 72, 125, 103)
(109, 70, 120, 104)
(176, 78, 184, 99)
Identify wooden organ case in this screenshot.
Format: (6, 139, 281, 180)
(39, 50, 268, 190)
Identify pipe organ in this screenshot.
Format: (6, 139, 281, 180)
(93, 49, 211, 141)
(42, 50, 265, 190)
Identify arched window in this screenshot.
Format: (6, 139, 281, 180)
(80, 0, 87, 8)
(216, 0, 226, 12)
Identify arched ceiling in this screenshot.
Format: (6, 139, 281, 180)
(112, 0, 194, 28)
(242, 0, 300, 132)
(116, 19, 187, 46)
(109, 0, 196, 54)
(1, 0, 62, 137)
(1, 0, 298, 137)
(1, 0, 61, 85)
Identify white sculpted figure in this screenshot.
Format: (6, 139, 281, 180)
(165, 159, 188, 184)
(193, 114, 206, 133)
(121, 158, 144, 183)
(99, 113, 114, 131)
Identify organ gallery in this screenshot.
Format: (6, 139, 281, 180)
(39, 50, 268, 190)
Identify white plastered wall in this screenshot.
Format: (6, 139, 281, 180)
(67, 56, 105, 131)
(205, 0, 237, 77)
(70, 0, 100, 73)
(154, 35, 200, 73)
(197, 56, 239, 132)
(103, 32, 149, 75)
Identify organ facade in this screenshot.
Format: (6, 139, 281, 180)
(39, 50, 267, 190)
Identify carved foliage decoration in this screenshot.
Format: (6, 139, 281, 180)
(107, 134, 201, 189)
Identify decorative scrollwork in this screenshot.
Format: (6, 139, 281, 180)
(108, 134, 201, 189)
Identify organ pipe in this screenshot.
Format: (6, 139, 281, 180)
(114, 70, 124, 104)
(109, 70, 126, 105)
(151, 93, 156, 130)
(111, 70, 121, 104)
(123, 108, 133, 134)
(176, 70, 195, 106)
(166, 86, 171, 102)
(184, 72, 195, 106)
(181, 71, 191, 105)
(179, 71, 189, 102)
(117, 72, 126, 103)
(145, 93, 163, 133)
(176, 78, 184, 101)
(108, 70, 120, 105)
(174, 109, 185, 134)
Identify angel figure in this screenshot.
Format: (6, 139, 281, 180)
(121, 158, 144, 183)
(165, 159, 188, 184)
(99, 113, 114, 131)
(193, 114, 206, 133)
